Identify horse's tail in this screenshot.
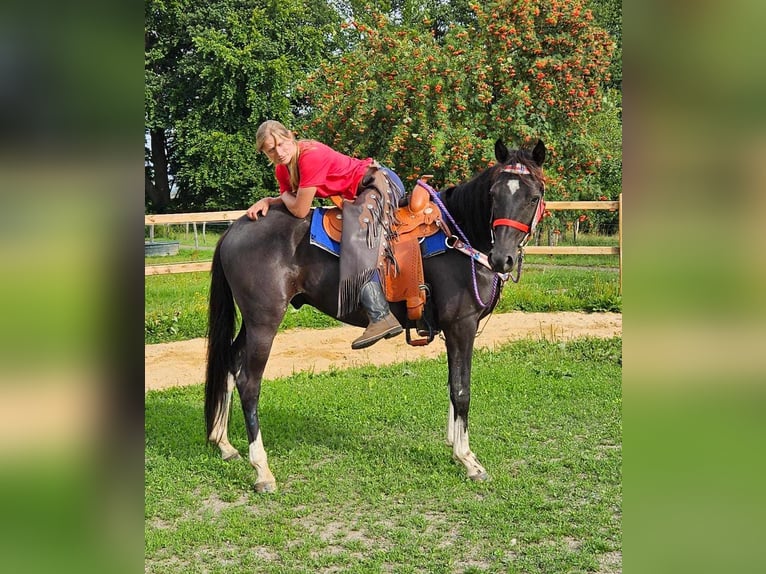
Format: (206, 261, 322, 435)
(204, 233, 238, 439)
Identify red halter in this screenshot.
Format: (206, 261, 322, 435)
(491, 163, 546, 234)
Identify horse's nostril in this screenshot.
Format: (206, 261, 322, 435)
(488, 251, 512, 272)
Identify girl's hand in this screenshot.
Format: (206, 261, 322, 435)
(246, 198, 271, 220)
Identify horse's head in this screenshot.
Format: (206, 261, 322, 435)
(487, 138, 546, 274)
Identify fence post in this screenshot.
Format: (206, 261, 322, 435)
(193, 223, 199, 249)
(618, 193, 623, 294)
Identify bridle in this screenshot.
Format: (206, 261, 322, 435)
(487, 162, 546, 285)
(491, 163, 546, 245)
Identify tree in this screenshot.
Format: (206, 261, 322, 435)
(300, 0, 617, 207)
(587, 0, 621, 90)
(145, 0, 344, 212)
(330, 0, 476, 39)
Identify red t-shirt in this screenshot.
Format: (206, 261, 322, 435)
(275, 141, 373, 200)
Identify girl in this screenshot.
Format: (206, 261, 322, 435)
(247, 120, 404, 349)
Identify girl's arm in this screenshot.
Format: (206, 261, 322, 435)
(279, 186, 317, 219)
(245, 187, 317, 220)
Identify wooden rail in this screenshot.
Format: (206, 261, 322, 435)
(543, 201, 618, 211)
(142, 201, 619, 227)
(145, 197, 623, 292)
(144, 262, 214, 276)
(144, 210, 246, 225)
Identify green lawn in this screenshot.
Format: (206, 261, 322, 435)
(145, 336, 622, 573)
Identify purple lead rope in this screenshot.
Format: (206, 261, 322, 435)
(417, 179, 500, 309)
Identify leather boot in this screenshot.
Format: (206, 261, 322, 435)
(351, 281, 403, 350)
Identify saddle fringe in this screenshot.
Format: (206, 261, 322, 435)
(338, 269, 376, 318)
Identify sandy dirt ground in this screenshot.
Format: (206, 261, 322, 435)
(145, 312, 621, 393)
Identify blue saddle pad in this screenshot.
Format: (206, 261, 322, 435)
(309, 207, 448, 259)
(309, 207, 341, 256)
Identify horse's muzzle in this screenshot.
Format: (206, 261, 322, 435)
(488, 250, 515, 273)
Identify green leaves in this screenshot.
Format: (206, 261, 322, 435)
(145, 0, 622, 214)
(300, 0, 621, 205)
(145, 0, 344, 212)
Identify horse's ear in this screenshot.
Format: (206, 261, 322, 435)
(532, 139, 546, 166)
(494, 139, 509, 163)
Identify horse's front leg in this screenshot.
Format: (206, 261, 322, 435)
(239, 322, 280, 493)
(444, 322, 489, 482)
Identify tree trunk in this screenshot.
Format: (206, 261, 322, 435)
(146, 128, 172, 213)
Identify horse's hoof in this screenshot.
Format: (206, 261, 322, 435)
(222, 451, 241, 462)
(469, 471, 489, 482)
(254, 481, 277, 494)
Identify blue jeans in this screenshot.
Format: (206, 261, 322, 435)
(379, 165, 405, 201)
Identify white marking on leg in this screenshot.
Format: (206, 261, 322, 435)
(452, 415, 487, 480)
(446, 400, 455, 446)
(209, 374, 239, 460)
(249, 430, 276, 492)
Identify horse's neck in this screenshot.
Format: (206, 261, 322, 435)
(440, 182, 493, 252)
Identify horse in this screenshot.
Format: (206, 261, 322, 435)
(205, 138, 546, 492)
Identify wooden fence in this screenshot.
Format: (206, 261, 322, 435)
(146, 195, 622, 289)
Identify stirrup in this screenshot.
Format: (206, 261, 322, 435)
(405, 324, 435, 347)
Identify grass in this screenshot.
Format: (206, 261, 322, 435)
(145, 247, 215, 265)
(496, 268, 621, 314)
(145, 267, 620, 344)
(145, 336, 622, 573)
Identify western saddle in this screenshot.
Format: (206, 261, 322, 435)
(322, 179, 446, 345)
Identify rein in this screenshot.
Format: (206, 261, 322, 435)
(417, 179, 505, 309)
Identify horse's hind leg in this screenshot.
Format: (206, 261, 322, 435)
(446, 400, 455, 447)
(238, 322, 280, 493)
(208, 368, 243, 461)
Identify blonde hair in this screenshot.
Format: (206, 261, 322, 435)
(256, 120, 301, 191)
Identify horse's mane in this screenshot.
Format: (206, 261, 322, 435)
(440, 149, 543, 252)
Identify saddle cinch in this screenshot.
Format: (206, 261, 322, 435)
(323, 181, 445, 345)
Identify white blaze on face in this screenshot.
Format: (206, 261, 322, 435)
(505, 179, 521, 196)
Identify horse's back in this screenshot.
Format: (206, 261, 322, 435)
(221, 210, 309, 259)
(216, 210, 311, 309)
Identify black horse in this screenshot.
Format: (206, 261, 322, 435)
(205, 139, 546, 492)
